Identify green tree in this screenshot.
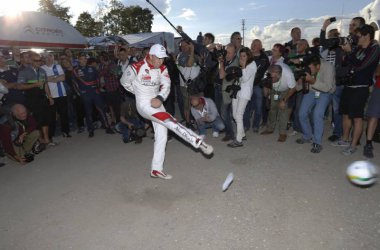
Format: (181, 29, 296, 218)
(75, 11, 103, 37)
(38, 0, 72, 23)
(102, 0, 153, 35)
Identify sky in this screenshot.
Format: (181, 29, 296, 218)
(0, 0, 378, 49)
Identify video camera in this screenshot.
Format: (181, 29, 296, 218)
(186, 65, 210, 95)
(224, 66, 243, 99)
(323, 36, 354, 49)
(260, 72, 273, 89)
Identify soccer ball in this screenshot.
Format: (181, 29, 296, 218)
(346, 161, 379, 186)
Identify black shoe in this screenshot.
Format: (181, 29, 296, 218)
(363, 144, 374, 158)
(0, 162, 5, 168)
(89, 130, 94, 138)
(227, 140, 243, 148)
(77, 127, 85, 134)
(135, 137, 143, 144)
(328, 134, 340, 142)
(311, 143, 322, 153)
(32, 141, 45, 154)
(106, 128, 115, 134)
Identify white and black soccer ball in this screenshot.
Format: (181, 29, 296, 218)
(346, 161, 379, 186)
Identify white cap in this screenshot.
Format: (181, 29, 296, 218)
(149, 44, 168, 59)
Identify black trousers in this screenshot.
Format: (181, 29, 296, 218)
(49, 96, 70, 137)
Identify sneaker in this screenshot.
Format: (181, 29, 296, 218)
(89, 130, 94, 138)
(363, 144, 374, 158)
(227, 140, 243, 148)
(328, 134, 340, 142)
(222, 135, 233, 142)
(296, 138, 311, 144)
(134, 137, 143, 144)
(331, 140, 350, 147)
(277, 134, 287, 142)
(199, 141, 214, 155)
(311, 143, 322, 153)
(106, 128, 115, 134)
(200, 134, 206, 140)
(342, 146, 357, 156)
(150, 170, 173, 180)
(32, 141, 45, 154)
(289, 130, 298, 136)
(48, 141, 58, 146)
(242, 136, 247, 141)
(62, 132, 72, 138)
(77, 127, 85, 134)
(212, 131, 219, 138)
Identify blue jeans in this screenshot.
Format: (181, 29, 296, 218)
(299, 91, 332, 145)
(221, 102, 234, 137)
(81, 90, 109, 131)
(214, 84, 223, 114)
(290, 92, 303, 132)
(117, 118, 145, 141)
(198, 116, 225, 135)
(332, 85, 344, 137)
(243, 85, 263, 130)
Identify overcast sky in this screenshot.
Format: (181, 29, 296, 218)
(1, 0, 378, 49)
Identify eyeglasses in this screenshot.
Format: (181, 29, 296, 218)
(33, 59, 42, 62)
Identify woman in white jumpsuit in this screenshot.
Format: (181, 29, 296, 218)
(120, 44, 213, 180)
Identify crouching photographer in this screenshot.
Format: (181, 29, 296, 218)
(260, 63, 296, 142)
(0, 104, 45, 164)
(296, 55, 336, 153)
(338, 24, 380, 156)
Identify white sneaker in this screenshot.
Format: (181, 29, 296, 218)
(289, 130, 298, 136)
(199, 141, 214, 155)
(150, 170, 173, 180)
(212, 131, 219, 138)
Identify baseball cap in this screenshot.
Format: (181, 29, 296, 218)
(149, 44, 168, 59)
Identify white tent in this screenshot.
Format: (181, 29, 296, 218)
(0, 11, 87, 48)
(123, 32, 174, 53)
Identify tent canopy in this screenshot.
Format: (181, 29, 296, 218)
(123, 32, 174, 53)
(87, 35, 128, 49)
(0, 11, 87, 48)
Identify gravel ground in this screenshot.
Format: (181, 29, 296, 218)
(0, 126, 379, 250)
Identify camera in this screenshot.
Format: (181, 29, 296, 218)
(225, 66, 242, 82)
(215, 46, 227, 59)
(186, 66, 209, 95)
(225, 84, 241, 99)
(324, 36, 354, 49)
(260, 72, 273, 89)
(24, 153, 34, 163)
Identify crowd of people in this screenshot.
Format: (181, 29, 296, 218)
(0, 15, 379, 169)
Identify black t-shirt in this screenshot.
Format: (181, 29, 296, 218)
(0, 68, 25, 105)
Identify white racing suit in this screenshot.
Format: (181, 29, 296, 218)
(120, 58, 203, 172)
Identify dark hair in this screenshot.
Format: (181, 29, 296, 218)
(273, 43, 286, 55)
(353, 17, 366, 27)
(268, 64, 282, 75)
(78, 52, 87, 58)
(306, 54, 321, 66)
(357, 24, 375, 40)
(204, 33, 215, 43)
(119, 48, 127, 53)
(239, 47, 254, 66)
(291, 27, 301, 34)
(230, 31, 241, 41)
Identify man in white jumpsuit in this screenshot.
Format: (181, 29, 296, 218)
(120, 44, 214, 180)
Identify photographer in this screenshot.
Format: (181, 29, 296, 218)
(218, 43, 239, 142)
(190, 94, 224, 139)
(0, 104, 44, 164)
(338, 24, 380, 156)
(243, 39, 270, 133)
(260, 63, 296, 142)
(227, 47, 257, 148)
(177, 39, 200, 129)
(296, 56, 336, 153)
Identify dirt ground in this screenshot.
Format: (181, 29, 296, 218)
(0, 126, 379, 250)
